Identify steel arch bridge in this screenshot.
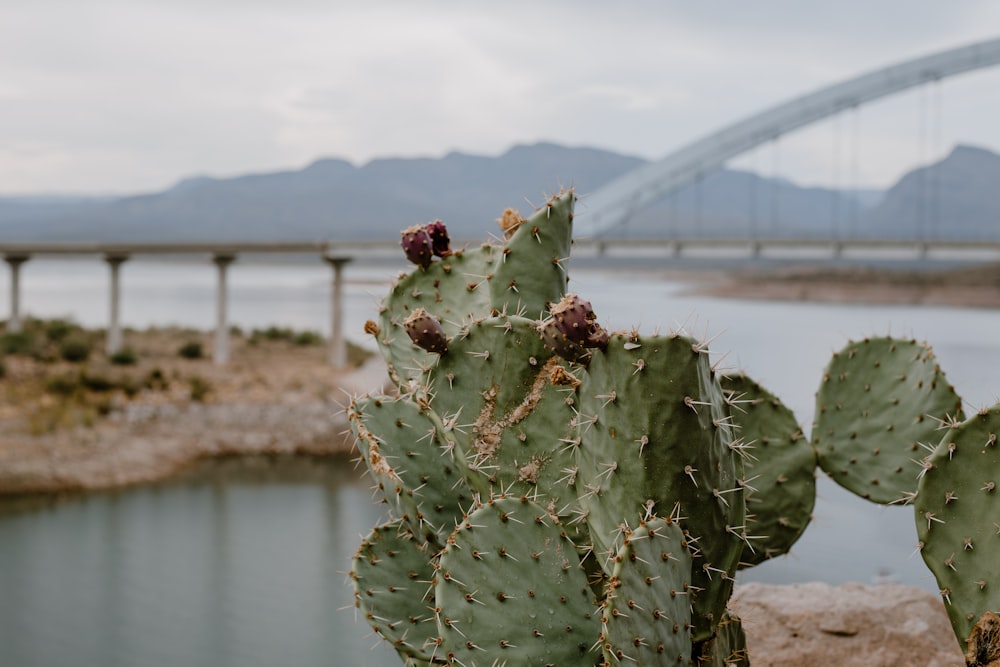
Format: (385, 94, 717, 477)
(574, 36, 1000, 238)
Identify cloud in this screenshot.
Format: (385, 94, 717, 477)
(1, 1, 1000, 194)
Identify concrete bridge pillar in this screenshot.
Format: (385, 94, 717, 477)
(324, 256, 351, 369)
(213, 254, 236, 365)
(4, 254, 30, 333)
(105, 254, 129, 355)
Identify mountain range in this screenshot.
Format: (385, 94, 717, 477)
(0, 142, 996, 243)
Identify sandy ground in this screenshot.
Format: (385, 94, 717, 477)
(0, 331, 388, 495)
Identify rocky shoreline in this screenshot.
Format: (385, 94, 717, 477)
(687, 261, 1000, 309)
(0, 332, 389, 496)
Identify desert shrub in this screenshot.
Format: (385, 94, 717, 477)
(44, 319, 77, 342)
(59, 338, 91, 363)
(1, 332, 33, 356)
(292, 330, 323, 346)
(178, 341, 203, 359)
(121, 383, 139, 399)
(189, 376, 211, 402)
(109, 347, 138, 365)
(45, 374, 79, 396)
(145, 367, 169, 390)
(80, 373, 115, 393)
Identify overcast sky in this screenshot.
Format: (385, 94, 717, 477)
(2, 1, 1000, 195)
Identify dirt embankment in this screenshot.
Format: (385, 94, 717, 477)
(689, 262, 1000, 308)
(0, 326, 387, 495)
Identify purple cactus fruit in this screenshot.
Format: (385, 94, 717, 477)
(400, 224, 434, 268)
(403, 308, 448, 354)
(423, 219, 451, 257)
(585, 322, 610, 350)
(549, 293, 597, 347)
(537, 317, 591, 365)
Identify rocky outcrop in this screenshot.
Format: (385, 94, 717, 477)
(731, 582, 964, 666)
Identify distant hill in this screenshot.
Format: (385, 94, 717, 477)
(0, 141, 995, 243)
(859, 144, 1000, 240)
(0, 143, 644, 243)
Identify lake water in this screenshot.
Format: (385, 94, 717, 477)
(2, 258, 999, 666)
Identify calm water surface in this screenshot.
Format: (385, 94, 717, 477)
(0, 458, 399, 667)
(2, 260, 1000, 665)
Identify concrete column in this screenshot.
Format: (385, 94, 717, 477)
(213, 254, 236, 365)
(4, 254, 30, 333)
(324, 256, 352, 369)
(105, 254, 129, 355)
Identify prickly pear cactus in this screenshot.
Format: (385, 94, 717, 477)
(814, 337, 963, 504)
(351, 521, 442, 665)
(914, 404, 1000, 662)
(349, 188, 844, 666)
(432, 496, 600, 666)
(574, 330, 745, 642)
(597, 516, 694, 665)
(722, 373, 816, 567)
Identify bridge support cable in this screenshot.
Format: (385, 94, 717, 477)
(746, 145, 760, 250)
(577, 36, 1000, 238)
(931, 79, 944, 242)
(849, 105, 861, 238)
(769, 137, 781, 237)
(831, 111, 843, 246)
(917, 81, 930, 248)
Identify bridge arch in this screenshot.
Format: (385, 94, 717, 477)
(575, 36, 1000, 237)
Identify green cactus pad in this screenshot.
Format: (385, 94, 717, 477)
(351, 520, 443, 665)
(424, 315, 580, 514)
(488, 190, 575, 320)
(349, 395, 474, 544)
(575, 331, 744, 643)
(433, 496, 600, 666)
(914, 404, 1000, 649)
(814, 337, 964, 504)
(598, 517, 693, 665)
(695, 610, 749, 667)
(376, 244, 499, 386)
(722, 373, 816, 568)
(348, 396, 423, 533)
(375, 191, 575, 388)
